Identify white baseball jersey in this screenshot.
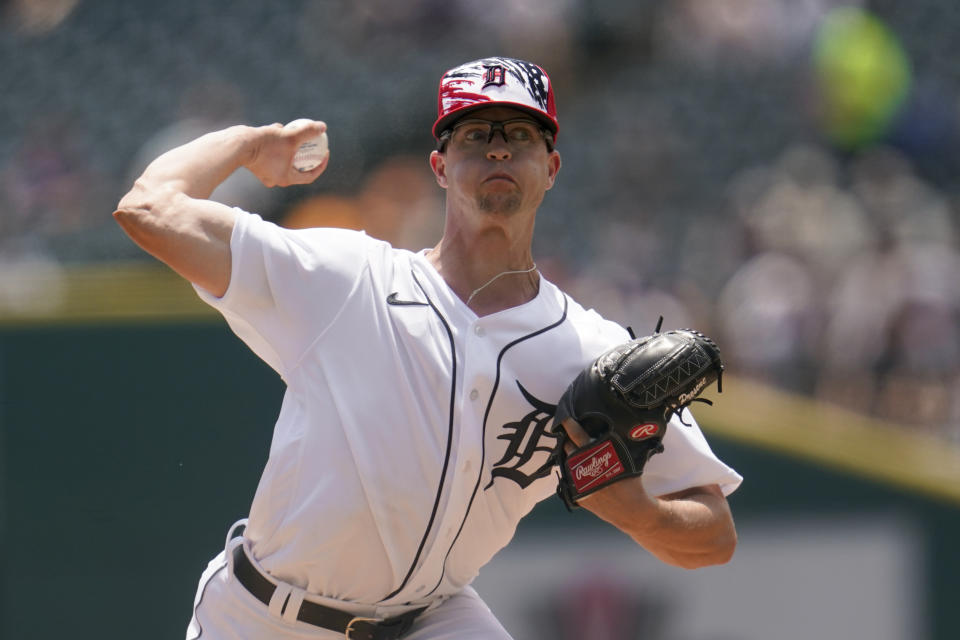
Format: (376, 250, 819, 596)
(195, 210, 742, 610)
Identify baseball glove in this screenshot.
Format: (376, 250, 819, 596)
(550, 328, 724, 510)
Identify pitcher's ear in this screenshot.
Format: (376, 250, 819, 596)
(430, 150, 448, 188)
(545, 150, 561, 190)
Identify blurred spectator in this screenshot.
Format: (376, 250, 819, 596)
(653, 0, 843, 68)
(817, 247, 903, 415)
(876, 245, 960, 431)
(735, 143, 878, 283)
(716, 251, 820, 392)
(849, 146, 956, 248)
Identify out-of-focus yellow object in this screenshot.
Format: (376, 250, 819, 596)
(702, 376, 960, 505)
(812, 7, 912, 150)
(0, 263, 215, 327)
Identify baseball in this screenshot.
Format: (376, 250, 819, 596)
(285, 119, 329, 172)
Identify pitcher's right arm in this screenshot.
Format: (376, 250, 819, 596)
(114, 121, 327, 296)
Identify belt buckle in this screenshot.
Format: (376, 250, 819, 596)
(345, 616, 381, 640)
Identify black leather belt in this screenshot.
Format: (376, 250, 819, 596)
(231, 545, 425, 640)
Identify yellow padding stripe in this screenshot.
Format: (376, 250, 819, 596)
(700, 376, 960, 504)
(0, 263, 216, 326)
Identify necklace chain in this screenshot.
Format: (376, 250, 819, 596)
(466, 263, 537, 306)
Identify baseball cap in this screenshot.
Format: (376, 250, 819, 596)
(432, 57, 558, 140)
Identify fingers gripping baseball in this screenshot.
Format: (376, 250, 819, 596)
(246, 120, 329, 188)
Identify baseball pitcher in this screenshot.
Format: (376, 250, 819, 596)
(114, 57, 742, 640)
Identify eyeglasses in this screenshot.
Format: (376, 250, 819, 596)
(439, 118, 554, 152)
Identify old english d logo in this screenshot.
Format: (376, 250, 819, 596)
(482, 64, 506, 89)
(629, 423, 660, 440)
(486, 381, 559, 490)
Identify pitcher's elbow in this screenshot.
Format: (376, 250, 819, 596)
(686, 529, 737, 569)
(113, 181, 172, 250)
(116, 179, 153, 213)
(711, 527, 738, 566)
(717, 536, 737, 566)
(113, 199, 151, 240)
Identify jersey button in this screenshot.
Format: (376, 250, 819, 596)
(469, 389, 479, 401)
(474, 326, 485, 337)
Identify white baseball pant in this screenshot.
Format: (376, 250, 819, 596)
(186, 523, 513, 640)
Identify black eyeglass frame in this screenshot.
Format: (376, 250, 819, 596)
(436, 118, 556, 153)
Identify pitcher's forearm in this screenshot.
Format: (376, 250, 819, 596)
(632, 490, 736, 568)
(133, 125, 258, 200)
(581, 482, 737, 569)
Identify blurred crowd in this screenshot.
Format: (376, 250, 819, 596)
(2, 0, 960, 442)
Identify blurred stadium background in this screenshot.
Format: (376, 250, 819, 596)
(1, 1, 959, 639)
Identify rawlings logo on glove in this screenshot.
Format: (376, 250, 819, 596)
(549, 327, 724, 510)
